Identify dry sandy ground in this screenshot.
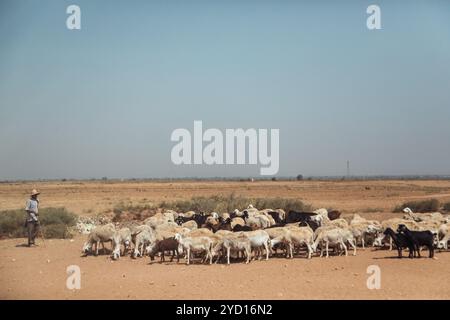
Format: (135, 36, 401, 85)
(0, 235, 449, 300)
(2, 180, 450, 216)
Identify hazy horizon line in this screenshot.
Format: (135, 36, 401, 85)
(2, 174, 450, 183)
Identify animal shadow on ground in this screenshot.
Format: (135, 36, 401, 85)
(15, 243, 31, 248)
(372, 256, 411, 260)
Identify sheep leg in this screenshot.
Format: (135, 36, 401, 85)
(289, 243, 294, 259)
(361, 236, 365, 249)
(245, 247, 250, 264)
(264, 243, 269, 261)
(227, 247, 231, 265)
(214, 250, 221, 264)
(342, 241, 348, 256)
(389, 238, 393, 250)
(350, 240, 357, 256)
(95, 241, 100, 256)
(306, 244, 312, 259)
(325, 241, 329, 258)
(186, 247, 190, 265)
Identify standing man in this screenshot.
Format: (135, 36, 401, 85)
(25, 189, 40, 247)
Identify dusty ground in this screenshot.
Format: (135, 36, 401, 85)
(0, 236, 449, 300)
(1, 179, 450, 300)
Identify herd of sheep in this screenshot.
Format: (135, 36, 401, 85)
(81, 205, 450, 264)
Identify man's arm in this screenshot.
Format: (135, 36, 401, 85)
(30, 212, 38, 221)
(25, 199, 31, 211)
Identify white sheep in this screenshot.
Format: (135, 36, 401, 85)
(82, 223, 116, 256)
(144, 212, 174, 229)
(187, 228, 214, 237)
(349, 222, 379, 248)
(230, 217, 245, 229)
(312, 227, 348, 258)
(214, 234, 252, 264)
(132, 229, 155, 258)
(437, 223, 449, 249)
(241, 230, 271, 261)
(272, 227, 314, 259)
(175, 233, 213, 265)
(112, 227, 132, 260)
(245, 215, 271, 230)
(181, 220, 198, 231)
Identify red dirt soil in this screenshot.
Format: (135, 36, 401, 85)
(1, 235, 449, 300)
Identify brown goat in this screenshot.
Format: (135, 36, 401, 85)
(328, 210, 341, 220)
(148, 238, 180, 263)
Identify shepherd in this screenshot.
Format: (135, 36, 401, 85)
(25, 189, 40, 247)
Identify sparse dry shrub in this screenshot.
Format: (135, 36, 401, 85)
(393, 199, 440, 213)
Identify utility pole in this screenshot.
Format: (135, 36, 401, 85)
(346, 160, 350, 178)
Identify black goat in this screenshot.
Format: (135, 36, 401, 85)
(192, 212, 208, 227)
(397, 224, 435, 258)
(299, 220, 320, 231)
(267, 211, 283, 224)
(286, 211, 317, 224)
(266, 222, 286, 229)
(232, 224, 253, 232)
(175, 216, 193, 226)
(206, 217, 232, 233)
(383, 227, 415, 258)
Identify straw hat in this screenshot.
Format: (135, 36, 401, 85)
(31, 189, 40, 196)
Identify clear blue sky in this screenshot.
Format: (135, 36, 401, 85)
(1, 0, 449, 180)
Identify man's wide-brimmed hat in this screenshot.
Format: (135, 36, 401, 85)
(31, 189, 40, 196)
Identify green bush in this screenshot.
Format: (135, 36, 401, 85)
(42, 224, 73, 239)
(443, 201, 450, 212)
(0, 207, 77, 239)
(361, 207, 383, 213)
(113, 201, 157, 214)
(0, 209, 26, 238)
(112, 201, 158, 221)
(393, 199, 440, 213)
